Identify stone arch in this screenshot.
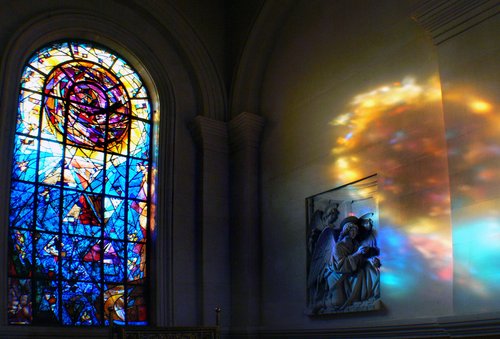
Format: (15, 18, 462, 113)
(0, 4, 222, 331)
(229, 0, 298, 118)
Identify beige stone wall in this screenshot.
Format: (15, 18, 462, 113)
(438, 11, 500, 315)
(258, 0, 500, 333)
(259, 0, 455, 330)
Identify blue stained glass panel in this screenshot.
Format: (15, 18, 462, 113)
(61, 236, 101, 282)
(9, 230, 33, 277)
(34, 279, 59, 325)
(105, 154, 127, 197)
(104, 197, 126, 239)
(62, 192, 102, 237)
(9, 41, 153, 326)
(128, 158, 148, 201)
(9, 182, 35, 230)
(103, 240, 125, 282)
(36, 186, 60, 232)
(12, 135, 38, 182)
(35, 233, 59, 279)
(61, 281, 101, 325)
(38, 140, 63, 186)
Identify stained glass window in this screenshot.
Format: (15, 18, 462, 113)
(8, 41, 153, 326)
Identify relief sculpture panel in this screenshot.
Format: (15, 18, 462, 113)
(306, 175, 381, 315)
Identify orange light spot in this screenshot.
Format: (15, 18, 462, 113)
(469, 100, 492, 114)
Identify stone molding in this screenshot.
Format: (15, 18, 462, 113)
(228, 112, 265, 152)
(412, 0, 500, 45)
(190, 115, 229, 153)
(131, 0, 227, 120)
(228, 312, 500, 338)
(1, 312, 500, 338)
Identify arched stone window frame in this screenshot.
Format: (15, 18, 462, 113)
(0, 6, 226, 334)
(0, 17, 166, 332)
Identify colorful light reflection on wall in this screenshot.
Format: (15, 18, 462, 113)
(443, 82, 500, 313)
(8, 41, 153, 326)
(329, 74, 500, 313)
(328, 76, 454, 304)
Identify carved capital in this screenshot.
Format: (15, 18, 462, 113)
(411, 0, 500, 45)
(190, 115, 228, 153)
(228, 112, 265, 152)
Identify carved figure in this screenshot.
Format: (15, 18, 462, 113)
(307, 213, 380, 314)
(307, 201, 340, 255)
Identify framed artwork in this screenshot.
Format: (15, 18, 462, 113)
(306, 174, 381, 315)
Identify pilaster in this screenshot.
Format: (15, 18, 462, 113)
(228, 112, 265, 330)
(190, 115, 231, 328)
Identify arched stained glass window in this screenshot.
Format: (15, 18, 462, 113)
(8, 41, 154, 326)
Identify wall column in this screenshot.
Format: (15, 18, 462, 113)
(228, 112, 265, 331)
(190, 116, 230, 328)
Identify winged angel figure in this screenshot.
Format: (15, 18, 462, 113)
(307, 213, 381, 314)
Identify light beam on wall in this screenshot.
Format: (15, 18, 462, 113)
(328, 76, 454, 300)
